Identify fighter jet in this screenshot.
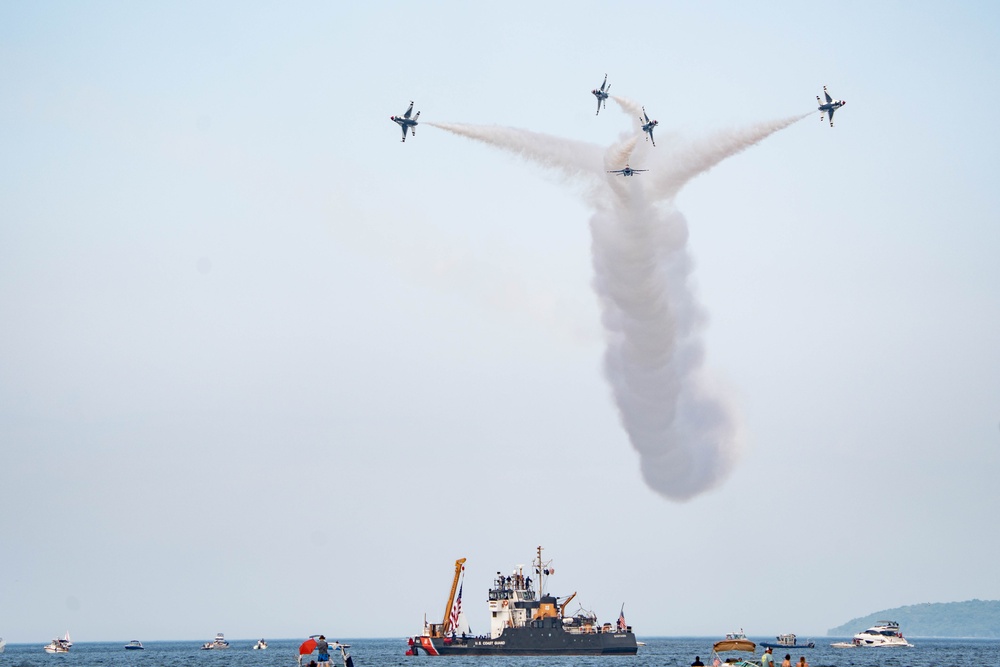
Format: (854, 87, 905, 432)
(817, 86, 846, 127)
(592, 74, 610, 115)
(390, 101, 420, 142)
(608, 163, 648, 177)
(640, 107, 658, 146)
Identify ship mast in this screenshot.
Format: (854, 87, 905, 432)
(534, 545, 552, 597)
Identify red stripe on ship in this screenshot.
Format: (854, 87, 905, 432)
(419, 637, 440, 656)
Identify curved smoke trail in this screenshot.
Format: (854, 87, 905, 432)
(428, 102, 806, 501)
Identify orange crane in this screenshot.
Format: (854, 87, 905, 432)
(433, 558, 466, 637)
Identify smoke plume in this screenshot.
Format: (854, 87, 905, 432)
(428, 100, 807, 501)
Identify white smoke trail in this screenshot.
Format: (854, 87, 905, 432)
(426, 122, 604, 185)
(429, 109, 805, 501)
(649, 113, 812, 200)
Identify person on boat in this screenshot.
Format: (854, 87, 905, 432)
(691, 656, 704, 666)
(781, 654, 791, 667)
(761, 647, 775, 667)
(315, 636, 331, 667)
(796, 657, 808, 667)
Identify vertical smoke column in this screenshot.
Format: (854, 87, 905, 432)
(592, 142, 737, 500)
(428, 109, 807, 501)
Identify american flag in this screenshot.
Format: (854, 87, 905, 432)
(617, 606, 627, 632)
(450, 582, 464, 631)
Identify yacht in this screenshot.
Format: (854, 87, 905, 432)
(854, 620, 912, 646)
(125, 640, 144, 650)
(832, 620, 913, 647)
(43, 637, 71, 653)
(201, 633, 230, 650)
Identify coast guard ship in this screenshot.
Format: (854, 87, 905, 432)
(406, 546, 637, 656)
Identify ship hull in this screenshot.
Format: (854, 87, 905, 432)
(413, 629, 637, 656)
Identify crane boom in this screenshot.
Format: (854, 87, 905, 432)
(559, 591, 577, 617)
(440, 558, 467, 636)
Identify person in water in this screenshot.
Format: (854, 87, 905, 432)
(691, 657, 704, 666)
(781, 654, 792, 667)
(796, 657, 809, 667)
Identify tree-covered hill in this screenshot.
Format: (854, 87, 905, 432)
(828, 599, 1000, 638)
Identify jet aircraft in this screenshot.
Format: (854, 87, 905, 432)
(592, 74, 610, 115)
(640, 107, 658, 146)
(390, 101, 420, 142)
(608, 163, 648, 177)
(816, 86, 846, 127)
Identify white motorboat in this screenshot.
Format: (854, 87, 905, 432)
(253, 639, 268, 650)
(1, 637, 6, 653)
(832, 620, 913, 647)
(44, 636, 71, 653)
(201, 633, 230, 650)
(125, 640, 144, 650)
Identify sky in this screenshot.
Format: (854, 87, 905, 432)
(2, 0, 999, 644)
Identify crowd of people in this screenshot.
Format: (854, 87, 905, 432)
(691, 646, 809, 667)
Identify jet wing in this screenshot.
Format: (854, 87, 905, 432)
(403, 102, 414, 119)
(824, 91, 833, 104)
(400, 124, 408, 141)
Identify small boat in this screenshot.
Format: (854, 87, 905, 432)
(759, 633, 814, 649)
(253, 639, 268, 650)
(124, 640, 144, 650)
(1, 637, 7, 653)
(832, 620, 913, 648)
(299, 638, 353, 667)
(713, 629, 756, 653)
(200, 633, 230, 650)
(43, 636, 71, 654)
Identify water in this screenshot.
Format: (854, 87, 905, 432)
(0, 637, 994, 667)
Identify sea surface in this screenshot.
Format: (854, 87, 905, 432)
(1, 637, 994, 667)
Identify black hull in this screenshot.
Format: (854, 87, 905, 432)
(414, 629, 637, 656)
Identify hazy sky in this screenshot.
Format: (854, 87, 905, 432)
(2, 0, 999, 644)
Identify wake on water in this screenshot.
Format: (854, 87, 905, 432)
(428, 100, 810, 501)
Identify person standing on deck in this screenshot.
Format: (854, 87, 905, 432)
(315, 636, 331, 667)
